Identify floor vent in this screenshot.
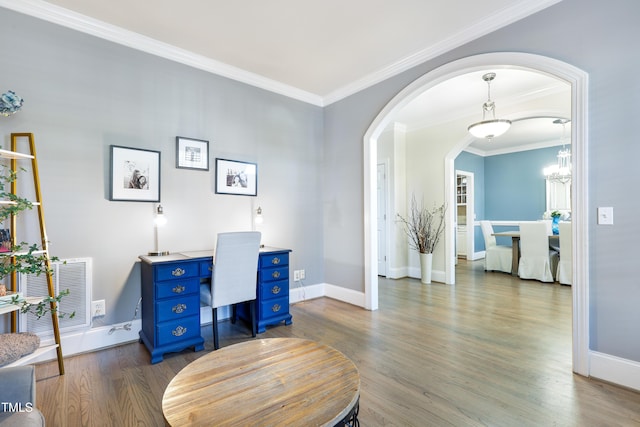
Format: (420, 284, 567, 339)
(19, 257, 92, 337)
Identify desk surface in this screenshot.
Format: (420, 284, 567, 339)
(162, 338, 360, 426)
(139, 246, 287, 264)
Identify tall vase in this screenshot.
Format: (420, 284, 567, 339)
(419, 252, 433, 284)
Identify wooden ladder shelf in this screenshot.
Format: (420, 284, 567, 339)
(2, 132, 65, 375)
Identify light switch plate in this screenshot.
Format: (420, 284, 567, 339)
(597, 207, 614, 225)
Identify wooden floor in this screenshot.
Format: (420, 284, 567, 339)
(35, 260, 640, 426)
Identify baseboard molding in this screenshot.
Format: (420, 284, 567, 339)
(28, 319, 143, 365)
(590, 350, 640, 391)
(385, 267, 408, 279)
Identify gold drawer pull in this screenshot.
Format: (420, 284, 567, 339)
(272, 271, 281, 279)
(271, 257, 280, 265)
(172, 326, 187, 337)
(271, 285, 281, 295)
(172, 268, 186, 277)
(172, 285, 185, 294)
(172, 303, 187, 314)
(271, 304, 281, 313)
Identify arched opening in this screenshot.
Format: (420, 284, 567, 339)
(363, 52, 589, 375)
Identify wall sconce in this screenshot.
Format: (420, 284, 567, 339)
(254, 206, 264, 225)
(149, 204, 169, 256)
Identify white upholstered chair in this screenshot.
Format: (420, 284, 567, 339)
(480, 220, 512, 274)
(199, 231, 261, 350)
(518, 222, 558, 283)
(556, 222, 572, 285)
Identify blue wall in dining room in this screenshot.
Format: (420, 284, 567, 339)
(455, 146, 562, 251)
(484, 146, 560, 220)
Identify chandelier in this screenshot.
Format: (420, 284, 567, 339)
(543, 118, 572, 183)
(467, 72, 511, 140)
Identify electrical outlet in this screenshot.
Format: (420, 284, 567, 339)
(299, 269, 305, 280)
(293, 270, 301, 281)
(92, 299, 106, 317)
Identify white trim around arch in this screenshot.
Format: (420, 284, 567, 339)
(362, 52, 589, 376)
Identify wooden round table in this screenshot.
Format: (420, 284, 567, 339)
(162, 338, 360, 426)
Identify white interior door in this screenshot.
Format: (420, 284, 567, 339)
(377, 163, 387, 276)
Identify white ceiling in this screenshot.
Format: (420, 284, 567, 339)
(2, 0, 570, 153)
(392, 69, 571, 155)
(3, 0, 561, 105)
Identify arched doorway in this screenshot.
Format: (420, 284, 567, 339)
(362, 52, 589, 375)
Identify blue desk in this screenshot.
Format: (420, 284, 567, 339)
(138, 247, 292, 364)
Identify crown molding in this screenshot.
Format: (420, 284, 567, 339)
(1, 0, 562, 107)
(0, 0, 324, 106)
(322, 0, 563, 105)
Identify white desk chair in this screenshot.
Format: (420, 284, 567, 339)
(556, 222, 572, 285)
(480, 220, 512, 274)
(199, 231, 261, 350)
(518, 222, 558, 283)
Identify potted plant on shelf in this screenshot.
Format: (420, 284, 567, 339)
(0, 163, 74, 319)
(397, 195, 446, 284)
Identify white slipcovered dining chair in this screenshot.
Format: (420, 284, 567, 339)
(199, 231, 261, 350)
(518, 222, 558, 283)
(480, 220, 512, 274)
(556, 222, 572, 285)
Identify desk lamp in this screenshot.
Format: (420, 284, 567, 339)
(149, 204, 169, 256)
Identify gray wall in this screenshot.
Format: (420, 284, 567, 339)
(0, 8, 324, 326)
(324, 0, 640, 362)
(2, 0, 639, 363)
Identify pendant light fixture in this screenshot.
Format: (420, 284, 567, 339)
(544, 118, 572, 184)
(468, 72, 511, 141)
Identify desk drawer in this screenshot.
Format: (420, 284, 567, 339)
(156, 295, 200, 322)
(260, 266, 289, 283)
(157, 315, 200, 346)
(156, 278, 199, 300)
(200, 260, 213, 277)
(260, 295, 289, 320)
(259, 279, 289, 300)
(156, 262, 199, 281)
(260, 252, 289, 268)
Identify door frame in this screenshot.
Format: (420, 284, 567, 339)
(362, 52, 589, 376)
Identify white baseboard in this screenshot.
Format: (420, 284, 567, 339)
(385, 267, 408, 279)
(590, 350, 640, 391)
(28, 319, 143, 365)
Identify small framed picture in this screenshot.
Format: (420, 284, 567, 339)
(109, 145, 161, 202)
(215, 158, 257, 196)
(176, 136, 209, 171)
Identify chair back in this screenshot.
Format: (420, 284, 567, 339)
(519, 222, 549, 257)
(480, 220, 497, 249)
(211, 231, 261, 308)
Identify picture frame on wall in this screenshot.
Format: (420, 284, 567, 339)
(176, 136, 209, 171)
(215, 158, 257, 196)
(109, 145, 161, 202)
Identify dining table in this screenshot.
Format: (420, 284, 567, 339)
(492, 230, 559, 276)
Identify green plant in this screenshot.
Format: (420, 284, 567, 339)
(396, 194, 446, 254)
(551, 210, 562, 219)
(0, 163, 74, 319)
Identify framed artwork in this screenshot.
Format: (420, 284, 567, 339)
(215, 158, 257, 196)
(176, 136, 209, 171)
(109, 145, 161, 202)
